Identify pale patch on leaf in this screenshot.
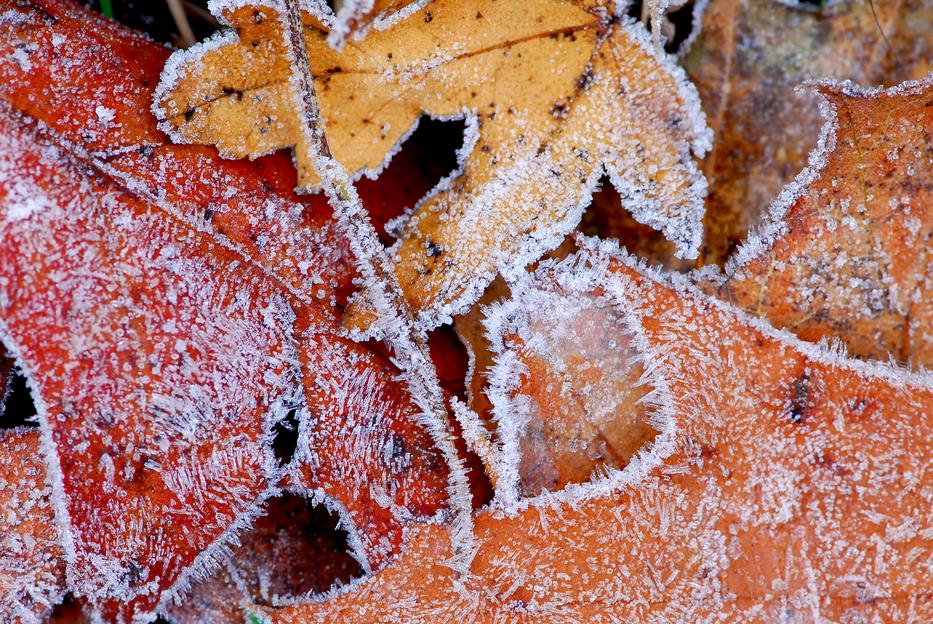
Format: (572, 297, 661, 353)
(481, 280, 660, 507)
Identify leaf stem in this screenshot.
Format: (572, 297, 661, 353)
(279, 0, 476, 574)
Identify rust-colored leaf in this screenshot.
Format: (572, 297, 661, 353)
(261, 240, 932, 622)
(0, 428, 67, 623)
(683, 0, 932, 264)
(0, 1, 452, 619)
(155, 0, 710, 331)
(0, 99, 295, 622)
(720, 77, 932, 369)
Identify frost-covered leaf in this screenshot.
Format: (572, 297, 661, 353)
(720, 77, 933, 369)
(163, 491, 362, 624)
(324, 0, 430, 48)
(155, 0, 710, 331)
(260, 240, 933, 622)
(0, 1, 454, 619)
(0, 0, 442, 313)
(0, 428, 67, 624)
(0, 102, 295, 623)
(682, 0, 932, 264)
(293, 322, 450, 571)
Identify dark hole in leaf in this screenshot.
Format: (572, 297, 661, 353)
(665, 1, 699, 53)
(1, 367, 38, 429)
(624, 0, 700, 54)
(49, 594, 83, 622)
(360, 116, 467, 244)
(271, 406, 301, 467)
(233, 492, 364, 602)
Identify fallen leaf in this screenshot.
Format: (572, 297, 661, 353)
(0, 99, 295, 622)
(720, 77, 932, 369)
(0, 428, 67, 624)
(260, 239, 933, 623)
(0, 1, 453, 619)
(682, 0, 932, 264)
(155, 0, 711, 331)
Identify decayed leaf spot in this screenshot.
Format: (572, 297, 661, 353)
(0, 428, 67, 623)
(164, 491, 363, 624)
(482, 282, 659, 503)
(155, 0, 711, 330)
(721, 77, 933, 369)
(261, 239, 933, 622)
(683, 0, 932, 264)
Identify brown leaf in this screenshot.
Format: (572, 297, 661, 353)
(683, 0, 932, 264)
(155, 0, 710, 331)
(259, 239, 933, 623)
(0, 428, 67, 623)
(720, 77, 933, 369)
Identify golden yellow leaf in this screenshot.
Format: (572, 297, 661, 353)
(155, 0, 710, 330)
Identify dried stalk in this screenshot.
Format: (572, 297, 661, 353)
(279, 0, 476, 573)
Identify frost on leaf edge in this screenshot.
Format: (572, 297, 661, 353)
(722, 74, 933, 281)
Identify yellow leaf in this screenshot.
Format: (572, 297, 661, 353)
(155, 0, 710, 331)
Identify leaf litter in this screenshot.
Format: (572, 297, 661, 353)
(155, 0, 711, 331)
(0, 0, 931, 621)
(260, 238, 933, 623)
(0, 1, 468, 620)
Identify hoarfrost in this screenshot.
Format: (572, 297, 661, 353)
(154, 0, 712, 332)
(264, 237, 933, 622)
(0, 428, 67, 624)
(0, 103, 296, 623)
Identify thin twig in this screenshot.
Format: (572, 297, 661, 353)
(279, 0, 476, 573)
(166, 0, 196, 48)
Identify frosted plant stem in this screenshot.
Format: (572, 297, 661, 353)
(279, 0, 475, 574)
